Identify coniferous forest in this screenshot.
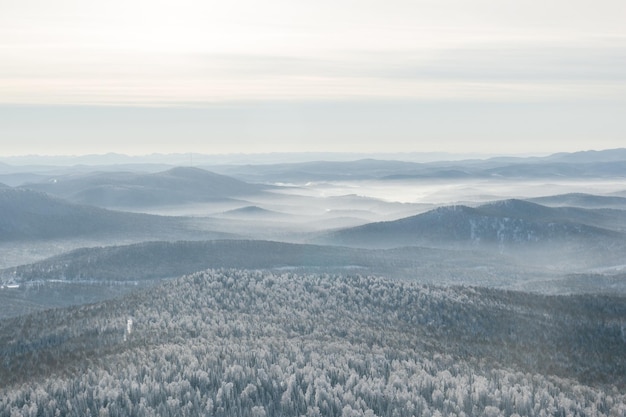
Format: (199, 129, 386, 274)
(2, 270, 625, 416)
(3, 153, 626, 416)
(4, 0, 626, 413)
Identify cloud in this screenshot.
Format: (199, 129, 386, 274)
(2, 41, 625, 106)
(0, 1, 625, 105)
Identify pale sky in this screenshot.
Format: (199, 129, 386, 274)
(1, 0, 625, 156)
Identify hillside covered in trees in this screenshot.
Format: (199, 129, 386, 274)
(1, 270, 625, 416)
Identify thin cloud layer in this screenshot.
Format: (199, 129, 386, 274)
(1, 0, 625, 155)
(1, 0, 625, 105)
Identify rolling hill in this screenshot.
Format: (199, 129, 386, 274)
(20, 166, 269, 208)
(218, 206, 289, 220)
(1, 240, 524, 285)
(0, 188, 228, 242)
(477, 199, 626, 230)
(208, 159, 427, 182)
(321, 199, 626, 268)
(545, 147, 626, 163)
(5, 236, 623, 319)
(0, 270, 624, 416)
(208, 148, 626, 182)
(528, 192, 626, 209)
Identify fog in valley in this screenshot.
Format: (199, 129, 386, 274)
(3, 0, 625, 413)
(1, 151, 626, 416)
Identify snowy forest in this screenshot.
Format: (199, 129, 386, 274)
(1, 270, 625, 417)
(2, 152, 626, 416)
(3, 0, 626, 411)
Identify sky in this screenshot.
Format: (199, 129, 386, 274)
(1, 0, 625, 156)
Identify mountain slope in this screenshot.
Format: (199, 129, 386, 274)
(20, 166, 268, 208)
(0, 270, 624, 416)
(0, 188, 226, 242)
(1, 240, 524, 286)
(326, 200, 624, 252)
(478, 199, 626, 230)
(6, 237, 623, 320)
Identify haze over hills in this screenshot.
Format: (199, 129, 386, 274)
(2, 148, 626, 415)
(545, 148, 626, 163)
(0, 239, 528, 286)
(2, 149, 626, 187)
(217, 206, 289, 220)
(479, 160, 626, 179)
(0, 188, 231, 243)
(3, 0, 626, 405)
(477, 199, 626, 230)
(206, 148, 626, 183)
(1, 239, 541, 318)
(0, 151, 524, 167)
(4, 235, 624, 319)
(210, 159, 430, 182)
(528, 192, 626, 209)
(2, 147, 623, 167)
(0, 172, 52, 187)
(322, 199, 626, 267)
(19, 167, 269, 208)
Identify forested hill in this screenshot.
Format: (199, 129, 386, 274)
(323, 199, 626, 258)
(1, 270, 625, 416)
(2, 240, 520, 284)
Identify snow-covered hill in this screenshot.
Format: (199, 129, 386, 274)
(1, 270, 624, 416)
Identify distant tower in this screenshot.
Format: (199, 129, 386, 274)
(124, 317, 133, 342)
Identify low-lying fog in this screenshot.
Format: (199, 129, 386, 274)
(2, 165, 626, 319)
(271, 178, 626, 205)
(116, 178, 626, 229)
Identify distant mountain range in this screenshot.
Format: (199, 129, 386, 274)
(3, 148, 626, 184)
(20, 167, 269, 208)
(528, 193, 626, 209)
(0, 151, 520, 167)
(3, 149, 626, 415)
(2, 147, 625, 166)
(545, 148, 626, 163)
(210, 159, 430, 182)
(208, 150, 626, 182)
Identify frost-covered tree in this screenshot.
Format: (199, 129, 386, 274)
(1, 269, 625, 416)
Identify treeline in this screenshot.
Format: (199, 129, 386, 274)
(1, 270, 625, 416)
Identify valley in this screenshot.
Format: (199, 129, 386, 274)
(1, 150, 625, 416)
